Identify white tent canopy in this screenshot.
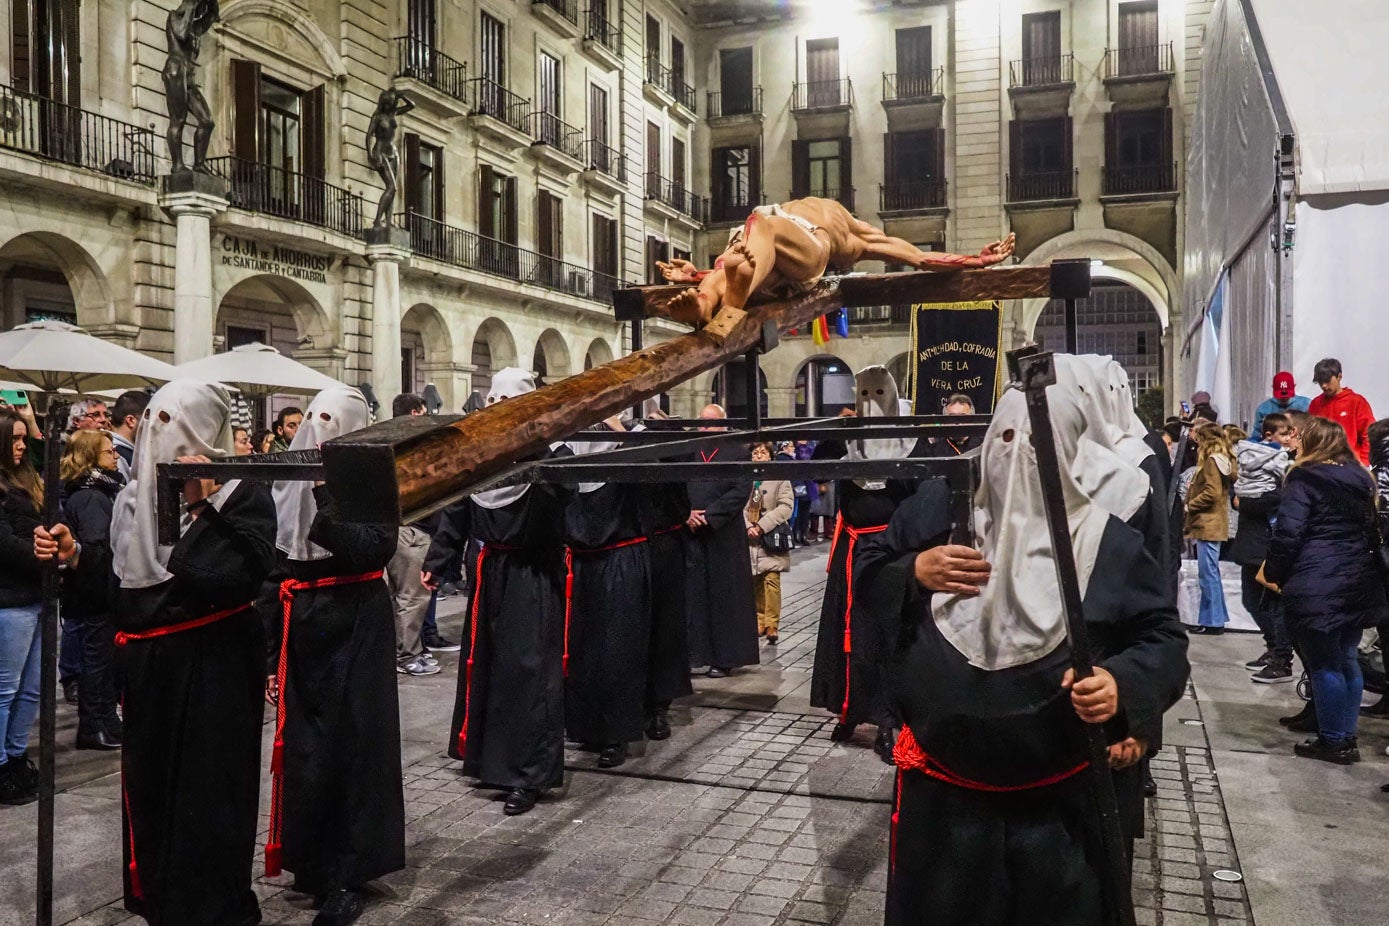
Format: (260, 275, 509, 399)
(0, 321, 180, 395)
(174, 342, 344, 398)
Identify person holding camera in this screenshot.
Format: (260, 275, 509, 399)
(746, 443, 795, 646)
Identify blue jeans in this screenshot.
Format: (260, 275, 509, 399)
(1295, 624, 1364, 744)
(0, 604, 43, 761)
(422, 590, 439, 636)
(1196, 541, 1229, 627)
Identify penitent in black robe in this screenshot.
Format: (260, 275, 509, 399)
(853, 481, 1190, 926)
(430, 477, 571, 791)
(565, 482, 652, 745)
(262, 485, 404, 895)
(638, 482, 694, 706)
(117, 482, 277, 926)
(684, 448, 758, 670)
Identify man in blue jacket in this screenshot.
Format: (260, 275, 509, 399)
(1253, 371, 1311, 436)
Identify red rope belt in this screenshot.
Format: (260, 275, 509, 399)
(564, 535, 650, 678)
(118, 599, 256, 898)
(840, 521, 887, 723)
(456, 542, 524, 756)
(893, 724, 1090, 793)
(264, 569, 384, 877)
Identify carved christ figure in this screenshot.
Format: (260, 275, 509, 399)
(366, 89, 417, 230)
(163, 0, 220, 173)
(657, 198, 1015, 329)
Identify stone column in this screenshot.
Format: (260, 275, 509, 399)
(160, 177, 229, 364)
(366, 230, 412, 407)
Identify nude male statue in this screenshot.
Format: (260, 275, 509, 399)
(657, 198, 1015, 333)
(163, 0, 220, 173)
(366, 89, 417, 230)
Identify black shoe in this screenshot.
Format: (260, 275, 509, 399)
(1251, 661, 1294, 684)
(1143, 772, 1158, 798)
(1190, 625, 1226, 635)
(312, 889, 365, 926)
(0, 757, 38, 806)
(1361, 697, 1389, 717)
(873, 726, 897, 765)
(75, 730, 121, 751)
(503, 788, 538, 816)
(645, 710, 671, 741)
(1280, 705, 1318, 732)
(422, 631, 461, 653)
(1244, 650, 1274, 670)
(597, 743, 628, 768)
(62, 679, 79, 704)
(1294, 737, 1360, 765)
(765, 634, 778, 646)
(829, 722, 855, 743)
(706, 667, 730, 679)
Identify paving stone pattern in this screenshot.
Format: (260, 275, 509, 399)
(68, 569, 1254, 926)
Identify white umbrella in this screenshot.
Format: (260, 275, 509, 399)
(174, 342, 343, 398)
(0, 320, 179, 926)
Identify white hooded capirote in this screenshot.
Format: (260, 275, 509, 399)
(111, 380, 237, 590)
(1050, 355, 1152, 523)
(472, 367, 539, 509)
(931, 378, 1146, 671)
(272, 386, 371, 562)
(847, 365, 915, 489)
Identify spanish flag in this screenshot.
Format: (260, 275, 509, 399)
(811, 315, 830, 346)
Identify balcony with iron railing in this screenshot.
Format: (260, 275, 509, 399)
(580, 139, 627, 184)
(791, 186, 854, 212)
(533, 0, 578, 26)
(879, 180, 947, 213)
(206, 157, 365, 238)
(0, 84, 158, 185)
(882, 68, 945, 103)
(793, 78, 853, 112)
(1006, 169, 1078, 204)
(1102, 162, 1176, 197)
(645, 173, 709, 223)
(709, 191, 765, 225)
(644, 57, 674, 101)
(392, 36, 469, 104)
(707, 87, 763, 121)
(582, 8, 621, 56)
(527, 111, 584, 162)
(1104, 42, 1175, 79)
(1009, 53, 1075, 89)
(404, 211, 621, 303)
(467, 77, 532, 135)
(672, 76, 697, 116)
(846, 304, 912, 328)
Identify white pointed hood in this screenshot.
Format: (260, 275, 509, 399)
(473, 368, 538, 509)
(273, 386, 370, 561)
(1052, 355, 1152, 522)
(847, 365, 914, 489)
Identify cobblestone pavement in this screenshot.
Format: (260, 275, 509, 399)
(49, 553, 1255, 926)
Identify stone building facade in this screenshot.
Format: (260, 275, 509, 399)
(0, 0, 1210, 420)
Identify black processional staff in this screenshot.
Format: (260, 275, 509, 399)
(1010, 347, 1138, 926)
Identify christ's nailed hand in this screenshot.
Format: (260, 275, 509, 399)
(914, 545, 991, 596)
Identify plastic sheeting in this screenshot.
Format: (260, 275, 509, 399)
(1222, 221, 1278, 430)
(1251, 0, 1389, 195)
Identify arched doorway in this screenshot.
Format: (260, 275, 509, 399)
(216, 274, 330, 429)
(531, 328, 572, 385)
(712, 360, 768, 419)
(793, 355, 854, 416)
(401, 303, 453, 406)
(1032, 280, 1164, 402)
(0, 231, 110, 331)
(470, 317, 518, 400)
(886, 352, 913, 400)
(583, 337, 614, 370)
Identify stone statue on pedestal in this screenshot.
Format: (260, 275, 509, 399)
(163, 0, 220, 174)
(367, 89, 417, 231)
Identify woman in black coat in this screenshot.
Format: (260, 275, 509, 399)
(0, 410, 44, 806)
(59, 430, 125, 750)
(1263, 416, 1389, 765)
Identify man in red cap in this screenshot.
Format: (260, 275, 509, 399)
(1309, 358, 1376, 464)
(1253, 371, 1310, 437)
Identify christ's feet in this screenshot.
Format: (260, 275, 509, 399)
(667, 287, 711, 325)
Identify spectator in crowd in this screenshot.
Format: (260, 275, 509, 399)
(386, 393, 439, 676)
(1362, 418, 1389, 719)
(0, 411, 44, 805)
(252, 428, 275, 454)
(1185, 423, 1237, 635)
(66, 398, 109, 434)
(792, 441, 819, 544)
(58, 430, 124, 749)
(1263, 417, 1389, 765)
(746, 443, 795, 646)
(1230, 413, 1295, 682)
(270, 406, 304, 452)
(924, 393, 977, 456)
(1161, 420, 1182, 463)
(1309, 358, 1374, 465)
(232, 427, 253, 456)
(1253, 371, 1311, 436)
(1189, 390, 1219, 423)
(109, 390, 149, 478)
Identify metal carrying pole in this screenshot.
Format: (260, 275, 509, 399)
(1011, 349, 1137, 926)
(33, 394, 66, 926)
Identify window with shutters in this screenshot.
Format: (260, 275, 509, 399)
(672, 137, 687, 191)
(480, 12, 506, 85)
(894, 27, 933, 99)
(805, 39, 841, 107)
(592, 214, 618, 276)
(645, 121, 662, 193)
(405, 137, 443, 220)
(479, 164, 519, 276)
(793, 138, 851, 209)
(711, 145, 760, 222)
(718, 47, 755, 116)
(645, 235, 670, 284)
(1008, 117, 1073, 201)
(883, 130, 945, 210)
(1104, 107, 1173, 194)
(589, 84, 609, 145)
(10, 0, 81, 105)
(671, 36, 687, 90)
(537, 191, 564, 287)
(1021, 12, 1062, 84)
(645, 15, 660, 61)
(1116, 1, 1160, 74)
(406, 0, 437, 76)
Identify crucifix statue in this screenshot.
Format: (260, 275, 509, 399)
(367, 89, 417, 231)
(163, 0, 220, 173)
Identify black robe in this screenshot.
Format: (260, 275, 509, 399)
(433, 478, 570, 791)
(565, 482, 651, 745)
(684, 448, 758, 670)
(809, 438, 924, 727)
(854, 481, 1190, 926)
(262, 485, 404, 895)
(638, 481, 693, 706)
(116, 482, 277, 926)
